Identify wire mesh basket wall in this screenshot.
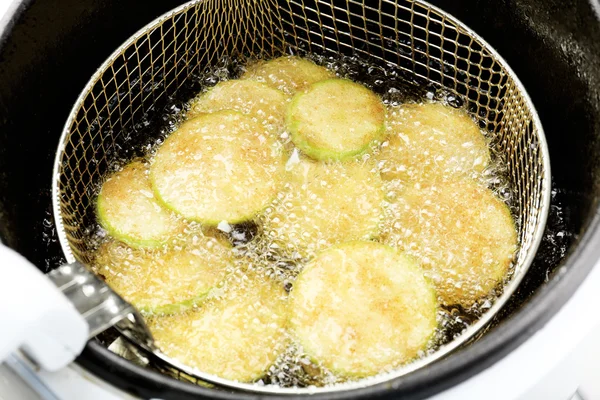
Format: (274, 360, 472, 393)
(53, 0, 550, 392)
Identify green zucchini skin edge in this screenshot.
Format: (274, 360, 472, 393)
(148, 111, 285, 225)
(139, 289, 213, 316)
(148, 164, 280, 226)
(286, 79, 385, 161)
(290, 241, 438, 378)
(147, 172, 267, 226)
(96, 192, 168, 249)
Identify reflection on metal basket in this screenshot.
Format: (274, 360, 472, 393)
(51, 0, 550, 394)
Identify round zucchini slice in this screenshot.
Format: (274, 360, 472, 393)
(96, 161, 185, 248)
(261, 158, 384, 258)
(148, 270, 289, 382)
(286, 79, 385, 161)
(241, 56, 334, 95)
(377, 102, 491, 182)
(290, 241, 438, 378)
(187, 80, 289, 136)
(150, 111, 285, 224)
(94, 231, 234, 315)
(381, 179, 518, 307)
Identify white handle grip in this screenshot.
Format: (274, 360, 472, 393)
(0, 244, 88, 371)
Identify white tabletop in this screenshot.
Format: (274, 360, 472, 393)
(0, 0, 15, 27)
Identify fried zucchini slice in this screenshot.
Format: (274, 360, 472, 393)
(377, 102, 491, 182)
(382, 179, 518, 307)
(241, 56, 334, 95)
(261, 158, 384, 258)
(149, 271, 288, 382)
(96, 161, 185, 248)
(94, 231, 234, 315)
(290, 241, 438, 378)
(150, 111, 284, 224)
(286, 79, 385, 161)
(187, 80, 289, 135)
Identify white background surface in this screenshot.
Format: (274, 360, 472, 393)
(0, 0, 16, 27)
(0, 0, 599, 399)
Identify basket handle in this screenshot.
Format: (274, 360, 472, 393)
(0, 244, 88, 370)
(0, 244, 154, 371)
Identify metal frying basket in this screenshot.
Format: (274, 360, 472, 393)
(52, 0, 551, 394)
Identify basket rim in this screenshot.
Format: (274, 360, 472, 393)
(50, 0, 552, 395)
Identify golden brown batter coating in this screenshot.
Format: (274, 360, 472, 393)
(150, 111, 284, 224)
(242, 56, 334, 95)
(97, 161, 185, 248)
(149, 271, 288, 382)
(382, 179, 518, 307)
(377, 103, 490, 182)
(261, 159, 384, 258)
(290, 241, 437, 378)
